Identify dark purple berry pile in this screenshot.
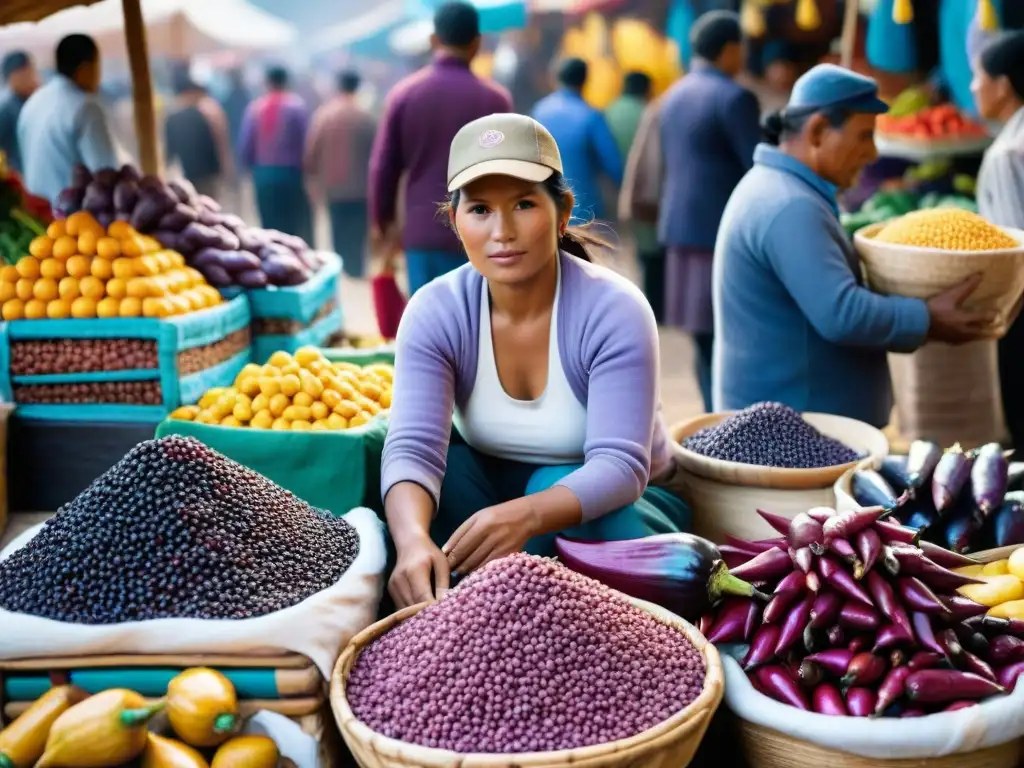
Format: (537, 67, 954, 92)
(0, 436, 359, 624)
(684, 402, 859, 469)
(347, 554, 705, 754)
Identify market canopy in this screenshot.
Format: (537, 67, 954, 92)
(0, 0, 297, 62)
(0, 0, 101, 24)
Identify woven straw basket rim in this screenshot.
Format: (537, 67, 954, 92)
(671, 412, 889, 490)
(330, 594, 724, 766)
(853, 222, 1024, 257)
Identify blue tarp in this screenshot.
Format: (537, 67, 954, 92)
(404, 0, 526, 34)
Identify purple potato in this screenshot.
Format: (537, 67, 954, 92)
(151, 230, 182, 251)
(220, 214, 245, 232)
(92, 168, 119, 187)
(212, 225, 241, 251)
(168, 178, 197, 204)
(268, 230, 308, 252)
(71, 164, 93, 188)
(139, 174, 164, 192)
(82, 182, 114, 213)
(237, 268, 268, 288)
(971, 443, 1008, 518)
(113, 179, 139, 214)
(157, 203, 198, 231)
(214, 249, 261, 274)
(181, 222, 223, 250)
(199, 263, 233, 286)
(196, 194, 221, 212)
(55, 187, 85, 217)
(294, 249, 321, 271)
(130, 194, 176, 232)
(237, 229, 264, 253)
(198, 208, 227, 227)
(119, 164, 141, 183)
(262, 254, 306, 286)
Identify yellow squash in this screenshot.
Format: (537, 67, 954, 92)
(988, 599, 1024, 621)
(211, 735, 280, 768)
(1008, 547, 1024, 581)
(0, 685, 88, 768)
(142, 733, 210, 768)
(958, 574, 1024, 607)
(36, 689, 165, 767)
(166, 668, 240, 748)
(982, 559, 1010, 576)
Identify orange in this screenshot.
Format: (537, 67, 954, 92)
(15, 256, 40, 279)
(182, 289, 205, 311)
(52, 235, 78, 260)
(79, 276, 105, 300)
(90, 258, 114, 281)
(142, 297, 173, 318)
(64, 211, 95, 237)
(70, 296, 97, 318)
(184, 267, 204, 286)
(1, 299, 24, 320)
(197, 285, 221, 306)
(39, 258, 66, 280)
(167, 251, 185, 268)
(107, 220, 134, 239)
(46, 220, 66, 239)
(24, 299, 46, 319)
(65, 254, 91, 278)
(15, 278, 34, 301)
(105, 277, 127, 299)
(77, 231, 98, 257)
(149, 274, 170, 297)
(58, 277, 81, 301)
(46, 299, 71, 319)
(29, 236, 53, 259)
(112, 257, 137, 279)
(153, 252, 173, 272)
(119, 297, 142, 317)
(138, 255, 160, 276)
(126, 277, 153, 299)
(96, 297, 120, 318)
(96, 237, 121, 259)
(0, 282, 15, 303)
(167, 294, 192, 315)
(0, 265, 18, 283)
(120, 236, 144, 258)
(32, 278, 58, 302)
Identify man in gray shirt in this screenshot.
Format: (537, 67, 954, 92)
(0, 52, 38, 173)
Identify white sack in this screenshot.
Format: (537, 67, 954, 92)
(0, 507, 386, 678)
(722, 654, 1024, 759)
(243, 711, 321, 768)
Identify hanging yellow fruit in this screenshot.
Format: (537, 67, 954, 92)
(582, 56, 621, 110)
(741, 0, 767, 37)
(561, 27, 587, 59)
(796, 0, 821, 30)
(978, 0, 999, 31)
(471, 52, 494, 80)
(893, 0, 914, 24)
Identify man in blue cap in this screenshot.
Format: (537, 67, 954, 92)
(712, 64, 996, 427)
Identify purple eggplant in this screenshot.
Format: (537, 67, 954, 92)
(852, 468, 901, 509)
(912, 612, 948, 657)
(854, 527, 882, 577)
(953, 625, 990, 658)
(901, 498, 940, 533)
(807, 507, 837, 524)
(880, 545, 901, 577)
(888, 546, 983, 591)
(698, 613, 713, 635)
(933, 444, 973, 513)
(874, 519, 921, 546)
(908, 651, 945, 670)
(818, 555, 873, 606)
(942, 507, 979, 554)
(729, 547, 793, 582)
(775, 594, 814, 654)
(866, 570, 914, 637)
(719, 545, 756, 568)
(725, 534, 775, 555)
(875, 666, 913, 715)
(879, 455, 912, 494)
(992, 491, 1024, 548)
(944, 700, 979, 712)
(838, 601, 881, 631)
(827, 624, 846, 646)
(845, 687, 877, 717)
(849, 635, 871, 654)
(764, 590, 801, 624)
(896, 576, 950, 615)
(917, 539, 979, 568)
(754, 666, 810, 710)
(805, 571, 822, 592)
(959, 650, 997, 682)
(971, 443, 1008, 518)
(982, 616, 1024, 635)
(907, 440, 943, 492)
(798, 659, 824, 689)
(773, 570, 806, 596)
(823, 507, 888, 543)
(756, 509, 792, 536)
(812, 683, 849, 715)
(789, 512, 825, 554)
(905, 669, 1005, 703)
(874, 624, 913, 652)
(743, 624, 781, 669)
(809, 591, 843, 630)
(706, 598, 752, 643)
(989, 635, 1024, 665)
(937, 628, 965, 660)
(807, 648, 855, 677)
(789, 546, 814, 574)
(842, 652, 888, 687)
(829, 537, 863, 571)
(997, 660, 1024, 689)
(555, 534, 768, 621)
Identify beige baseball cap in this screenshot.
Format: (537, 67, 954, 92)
(447, 113, 563, 193)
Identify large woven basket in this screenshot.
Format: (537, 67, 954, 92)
(735, 720, 1020, 768)
(853, 223, 1024, 338)
(330, 598, 724, 768)
(670, 413, 888, 543)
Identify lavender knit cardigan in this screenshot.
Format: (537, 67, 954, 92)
(380, 251, 675, 521)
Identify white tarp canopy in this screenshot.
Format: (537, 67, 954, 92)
(311, 0, 407, 53)
(0, 0, 297, 62)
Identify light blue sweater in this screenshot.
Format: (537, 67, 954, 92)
(712, 145, 931, 427)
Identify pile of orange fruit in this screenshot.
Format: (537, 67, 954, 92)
(0, 211, 222, 321)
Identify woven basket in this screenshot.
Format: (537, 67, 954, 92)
(670, 413, 888, 543)
(888, 342, 1007, 450)
(735, 720, 1020, 768)
(330, 599, 724, 768)
(0, 404, 12, 539)
(853, 223, 1024, 338)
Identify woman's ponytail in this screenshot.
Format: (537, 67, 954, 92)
(761, 109, 787, 146)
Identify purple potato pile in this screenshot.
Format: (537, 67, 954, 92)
(57, 163, 324, 288)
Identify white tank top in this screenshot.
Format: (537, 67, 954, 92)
(455, 264, 588, 465)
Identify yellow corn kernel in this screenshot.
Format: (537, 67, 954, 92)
(873, 209, 1018, 251)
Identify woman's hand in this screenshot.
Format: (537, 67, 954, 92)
(389, 533, 450, 609)
(443, 498, 538, 576)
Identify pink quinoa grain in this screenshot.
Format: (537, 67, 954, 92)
(347, 553, 705, 753)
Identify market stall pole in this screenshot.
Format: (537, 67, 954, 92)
(121, 0, 159, 175)
(839, 0, 859, 69)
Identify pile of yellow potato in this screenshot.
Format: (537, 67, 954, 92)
(956, 547, 1024, 619)
(0, 211, 221, 320)
(171, 346, 393, 431)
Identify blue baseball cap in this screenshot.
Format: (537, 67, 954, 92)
(786, 64, 889, 116)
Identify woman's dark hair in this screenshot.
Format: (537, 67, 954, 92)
(442, 172, 610, 263)
(980, 31, 1024, 102)
(761, 106, 851, 145)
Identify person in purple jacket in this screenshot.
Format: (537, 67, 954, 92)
(380, 113, 690, 608)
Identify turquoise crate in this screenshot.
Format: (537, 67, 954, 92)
(0, 295, 251, 422)
(221, 252, 342, 324)
(251, 304, 343, 363)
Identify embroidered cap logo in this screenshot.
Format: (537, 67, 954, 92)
(478, 129, 505, 149)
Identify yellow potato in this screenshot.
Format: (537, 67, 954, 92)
(233, 401, 254, 422)
(293, 392, 314, 408)
(988, 599, 1024, 621)
(170, 406, 200, 421)
(268, 393, 290, 417)
(983, 560, 1010, 577)
(280, 361, 302, 377)
(280, 374, 301, 397)
(1008, 548, 1024, 581)
(954, 564, 987, 578)
(333, 400, 359, 419)
(250, 410, 274, 429)
(326, 413, 348, 430)
(958, 575, 1024, 607)
(299, 369, 324, 398)
(251, 393, 269, 413)
(310, 401, 329, 421)
(311, 420, 329, 431)
(271, 417, 290, 430)
(321, 389, 342, 409)
(268, 351, 294, 368)
(199, 388, 227, 409)
(294, 346, 323, 367)
(290, 419, 312, 431)
(349, 411, 371, 427)
(282, 405, 312, 422)
(234, 363, 262, 384)
(258, 377, 282, 397)
(221, 415, 243, 427)
(379, 389, 392, 409)
(238, 377, 261, 397)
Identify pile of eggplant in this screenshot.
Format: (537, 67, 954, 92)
(56, 164, 323, 288)
(699, 507, 1024, 717)
(851, 441, 1024, 554)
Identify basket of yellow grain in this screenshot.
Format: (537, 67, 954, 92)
(853, 209, 1024, 338)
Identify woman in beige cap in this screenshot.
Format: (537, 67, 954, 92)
(378, 113, 689, 609)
